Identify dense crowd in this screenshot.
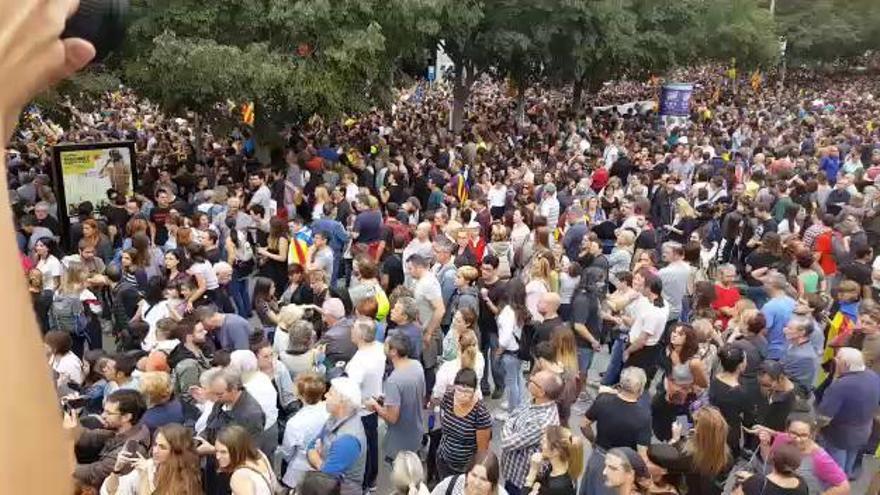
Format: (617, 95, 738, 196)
(6, 66, 880, 495)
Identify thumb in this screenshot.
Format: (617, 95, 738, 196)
(51, 38, 95, 85)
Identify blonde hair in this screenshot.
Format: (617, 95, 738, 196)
(550, 327, 579, 376)
(686, 406, 731, 477)
(675, 197, 696, 219)
(314, 186, 330, 204)
(491, 223, 509, 242)
(615, 229, 636, 250)
(458, 330, 479, 370)
(529, 256, 553, 287)
(139, 371, 173, 406)
(58, 261, 86, 295)
(545, 426, 584, 481)
(457, 265, 479, 284)
(390, 451, 425, 495)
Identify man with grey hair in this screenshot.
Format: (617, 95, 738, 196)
(345, 318, 386, 491)
(781, 316, 819, 393)
(817, 347, 880, 478)
(431, 239, 458, 317)
(580, 367, 651, 495)
(308, 377, 367, 495)
(562, 204, 588, 261)
(761, 272, 797, 360)
(388, 296, 423, 361)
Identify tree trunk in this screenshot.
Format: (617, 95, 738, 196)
(515, 84, 527, 129)
(451, 64, 470, 134)
(572, 77, 585, 112)
(193, 112, 204, 163)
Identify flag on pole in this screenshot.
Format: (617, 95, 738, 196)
(241, 102, 255, 126)
(750, 70, 762, 92)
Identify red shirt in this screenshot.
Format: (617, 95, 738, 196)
(815, 231, 837, 276)
(712, 284, 741, 329)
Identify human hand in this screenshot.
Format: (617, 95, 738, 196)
(622, 350, 630, 363)
(131, 452, 150, 472)
(113, 450, 134, 472)
(529, 451, 544, 467)
(194, 436, 214, 455)
(62, 409, 79, 430)
(0, 0, 96, 135)
(591, 340, 601, 353)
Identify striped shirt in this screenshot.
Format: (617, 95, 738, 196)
(501, 401, 560, 488)
(438, 391, 492, 473)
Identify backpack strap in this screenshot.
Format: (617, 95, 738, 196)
(445, 474, 461, 495)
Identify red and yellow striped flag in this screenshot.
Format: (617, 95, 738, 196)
(456, 174, 469, 204)
(241, 102, 255, 126)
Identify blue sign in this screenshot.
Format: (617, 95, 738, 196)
(427, 66, 436, 82)
(659, 83, 693, 117)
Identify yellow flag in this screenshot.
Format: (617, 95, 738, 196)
(241, 102, 255, 126)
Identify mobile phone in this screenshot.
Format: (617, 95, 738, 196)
(65, 396, 90, 410)
(373, 395, 385, 407)
(123, 439, 139, 456)
(675, 414, 691, 432)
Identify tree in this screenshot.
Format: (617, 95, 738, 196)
(696, 0, 778, 68)
(775, 0, 880, 64)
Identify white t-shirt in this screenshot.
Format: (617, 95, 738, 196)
(627, 296, 669, 347)
(188, 261, 220, 290)
(432, 355, 485, 401)
(37, 255, 63, 290)
(50, 352, 84, 385)
(138, 299, 173, 351)
(488, 185, 508, 208)
(345, 342, 387, 416)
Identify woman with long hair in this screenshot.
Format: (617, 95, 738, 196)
(102, 423, 201, 495)
(130, 232, 163, 280)
(444, 265, 481, 340)
(585, 196, 607, 225)
(257, 216, 289, 298)
(163, 248, 189, 287)
(280, 263, 315, 306)
(80, 218, 113, 263)
(495, 279, 530, 417)
(666, 197, 699, 245)
(224, 216, 255, 318)
(121, 249, 147, 290)
(33, 237, 62, 290)
(45, 330, 84, 386)
(524, 425, 584, 495)
(667, 406, 732, 495)
(52, 262, 102, 356)
(430, 450, 508, 495)
(532, 340, 577, 426)
(526, 257, 552, 323)
(434, 330, 486, 402)
(251, 276, 280, 343)
(436, 368, 493, 479)
(184, 242, 220, 312)
(214, 425, 276, 495)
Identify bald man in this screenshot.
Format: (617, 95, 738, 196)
(533, 292, 563, 349)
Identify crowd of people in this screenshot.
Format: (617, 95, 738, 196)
(7, 65, 880, 495)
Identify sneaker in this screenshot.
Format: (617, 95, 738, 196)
(493, 410, 509, 421)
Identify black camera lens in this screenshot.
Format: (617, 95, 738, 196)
(62, 0, 130, 61)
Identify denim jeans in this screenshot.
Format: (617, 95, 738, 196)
(577, 346, 595, 378)
(501, 353, 524, 410)
(822, 440, 861, 478)
(601, 336, 627, 386)
(481, 332, 505, 395)
(229, 277, 252, 318)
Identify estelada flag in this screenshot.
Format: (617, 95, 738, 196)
(456, 174, 469, 204)
(818, 304, 858, 384)
(241, 102, 255, 126)
(288, 226, 314, 266)
(750, 70, 762, 92)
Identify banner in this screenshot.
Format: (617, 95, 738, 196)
(51, 142, 138, 241)
(659, 83, 694, 117)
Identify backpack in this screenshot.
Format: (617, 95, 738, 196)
(490, 242, 513, 280)
(385, 219, 412, 244)
(514, 322, 535, 361)
(50, 292, 90, 342)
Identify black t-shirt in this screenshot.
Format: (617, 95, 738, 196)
(36, 215, 62, 235)
(533, 316, 564, 349)
(536, 471, 576, 495)
(742, 474, 807, 495)
(478, 279, 507, 341)
(150, 206, 172, 246)
(744, 251, 783, 286)
(381, 253, 405, 294)
(585, 393, 652, 451)
(570, 290, 601, 347)
(840, 260, 872, 287)
(757, 388, 797, 432)
(708, 378, 751, 457)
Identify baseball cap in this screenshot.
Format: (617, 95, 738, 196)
(321, 298, 346, 320)
(330, 376, 362, 407)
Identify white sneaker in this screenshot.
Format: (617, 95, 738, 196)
(493, 410, 509, 421)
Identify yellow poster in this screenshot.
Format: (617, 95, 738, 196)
(56, 144, 135, 222)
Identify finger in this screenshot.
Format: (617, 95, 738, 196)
(65, 0, 82, 19)
(48, 38, 95, 87)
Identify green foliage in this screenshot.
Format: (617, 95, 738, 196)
(775, 0, 880, 63)
(695, 0, 778, 68)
